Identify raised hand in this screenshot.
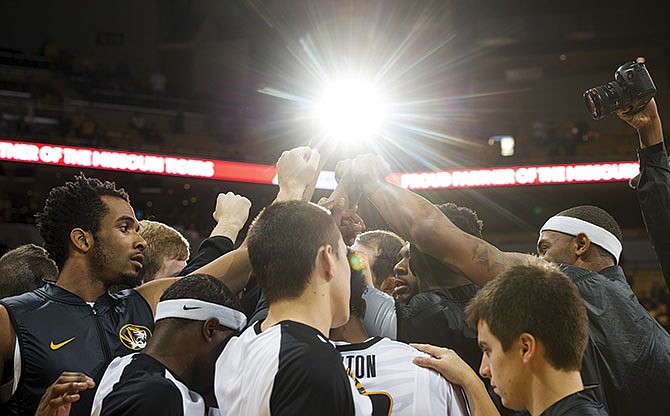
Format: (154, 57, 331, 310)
(276, 147, 321, 201)
(319, 197, 366, 246)
(350, 154, 391, 195)
(210, 192, 252, 242)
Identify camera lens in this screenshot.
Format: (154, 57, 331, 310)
(583, 82, 624, 120)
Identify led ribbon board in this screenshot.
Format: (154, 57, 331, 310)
(387, 162, 640, 190)
(0, 139, 639, 190)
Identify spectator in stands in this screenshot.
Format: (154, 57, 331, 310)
(129, 112, 146, 132)
(0, 244, 58, 298)
(350, 153, 670, 416)
(414, 258, 606, 416)
(174, 108, 185, 133)
(149, 70, 166, 95)
(75, 114, 97, 142)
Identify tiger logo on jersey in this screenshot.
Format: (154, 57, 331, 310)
(119, 324, 152, 350)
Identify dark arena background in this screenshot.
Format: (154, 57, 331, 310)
(1, 0, 669, 323)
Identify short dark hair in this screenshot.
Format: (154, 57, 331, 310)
(465, 257, 588, 371)
(159, 274, 243, 328)
(355, 230, 404, 287)
(0, 244, 58, 298)
(160, 274, 241, 306)
(410, 203, 483, 286)
(349, 255, 368, 320)
(557, 205, 622, 262)
(35, 174, 130, 270)
(435, 203, 483, 238)
(247, 201, 342, 303)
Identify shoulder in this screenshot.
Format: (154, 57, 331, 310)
(100, 372, 183, 416)
(277, 321, 342, 369)
(542, 389, 608, 416)
(273, 321, 349, 388)
(0, 288, 45, 309)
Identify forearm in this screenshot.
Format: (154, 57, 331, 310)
(210, 222, 243, 241)
(459, 376, 500, 416)
(179, 236, 234, 276)
(364, 182, 518, 286)
(275, 187, 306, 203)
(191, 247, 252, 294)
(637, 112, 663, 148)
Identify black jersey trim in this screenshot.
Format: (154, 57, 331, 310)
(335, 337, 384, 352)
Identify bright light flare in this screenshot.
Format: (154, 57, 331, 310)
(313, 79, 386, 144)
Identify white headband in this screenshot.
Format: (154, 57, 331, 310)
(154, 299, 247, 331)
(540, 216, 622, 263)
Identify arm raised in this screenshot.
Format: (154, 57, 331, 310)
(351, 154, 528, 286)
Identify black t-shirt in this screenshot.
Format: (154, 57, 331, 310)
(92, 353, 204, 416)
(540, 388, 608, 416)
(396, 287, 481, 371)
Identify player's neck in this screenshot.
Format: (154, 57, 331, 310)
(262, 296, 333, 337)
(143, 335, 197, 386)
(527, 367, 583, 416)
(57, 260, 108, 302)
(330, 317, 369, 344)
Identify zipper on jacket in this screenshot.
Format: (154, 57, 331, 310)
(91, 307, 112, 360)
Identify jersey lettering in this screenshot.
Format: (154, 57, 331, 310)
(343, 354, 377, 378)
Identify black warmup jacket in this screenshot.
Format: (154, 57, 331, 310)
(637, 142, 670, 289)
(0, 283, 154, 416)
(561, 264, 670, 416)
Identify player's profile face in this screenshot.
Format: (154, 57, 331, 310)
(477, 320, 526, 411)
(536, 231, 577, 265)
(90, 196, 146, 286)
(392, 242, 419, 303)
(330, 237, 352, 328)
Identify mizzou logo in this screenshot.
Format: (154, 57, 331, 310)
(119, 324, 152, 351)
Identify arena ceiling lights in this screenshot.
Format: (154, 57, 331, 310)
(312, 78, 387, 145)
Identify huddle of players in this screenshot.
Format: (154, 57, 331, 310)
(0, 98, 669, 416)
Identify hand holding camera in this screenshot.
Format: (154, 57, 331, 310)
(584, 60, 656, 120)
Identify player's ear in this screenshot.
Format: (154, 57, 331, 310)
(70, 228, 93, 253)
(519, 332, 536, 363)
(574, 233, 591, 257)
(318, 245, 335, 282)
(202, 317, 220, 341)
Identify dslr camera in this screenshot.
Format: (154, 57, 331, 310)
(583, 61, 656, 120)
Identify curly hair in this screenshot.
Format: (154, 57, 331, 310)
(35, 174, 130, 270)
(435, 203, 483, 238)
